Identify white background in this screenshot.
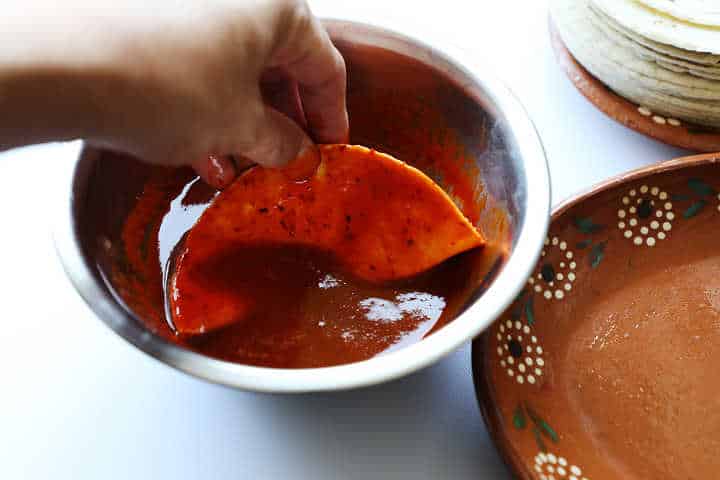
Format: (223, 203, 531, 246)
(0, 1, 689, 478)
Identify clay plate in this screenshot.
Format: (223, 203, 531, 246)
(472, 153, 720, 480)
(549, 17, 720, 153)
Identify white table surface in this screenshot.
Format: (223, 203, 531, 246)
(0, 1, 690, 478)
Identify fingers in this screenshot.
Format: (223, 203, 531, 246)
(232, 155, 255, 173)
(191, 154, 236, 190)
(191, 2, 346, 187)
(233, 102, 315, 169)
(193, 92, 315, 189)
(260, 68, 307, 129)
(192, 79, 315, 189)
(272, 7, 349, 144)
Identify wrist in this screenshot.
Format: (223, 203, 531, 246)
(0, 6, 144, 150)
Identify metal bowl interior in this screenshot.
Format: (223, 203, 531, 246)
(54, 20, 550, 392)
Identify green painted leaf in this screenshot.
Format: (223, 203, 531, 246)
(533, 427, 547, 453)
(688, 178, 715, 197)
(573, 217, 603, 234)
(538, 419, 559, 443)
(513, 289, 528, 305)
(513, 405, 527, 430)
(511, 290, 528, 320)
(576, 239, 592, 250)
(589, 241, 607, 269)
(525, 297, 535, 326)
(527, 407, 559, 443)
(684, 200, 706, 219)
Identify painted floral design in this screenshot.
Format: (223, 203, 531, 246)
(528, 237, 576, 301)
(512, 402, 558, 453)
(534, 452, 589, 480)
(673, 178, 717, 218)
(496, 319, 545, 385)
(492, 176, 720, 480)
(617, 185, 674, 246)
(573, 217, 606, 269)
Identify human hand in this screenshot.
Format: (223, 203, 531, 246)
(0, 0, 348, 188)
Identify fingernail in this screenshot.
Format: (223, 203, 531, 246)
(231, 155, 255, 174)
(282, 138, 320, 181)
(298, 135, 317, 158)
(206, 154, 237, 189)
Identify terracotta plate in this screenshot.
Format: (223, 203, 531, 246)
(473, 153, 720, 480)
(549, 17, 720, 153)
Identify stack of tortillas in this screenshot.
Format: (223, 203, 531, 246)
(551, 0, 720, 146)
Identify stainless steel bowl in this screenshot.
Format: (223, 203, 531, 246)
(53, 20, 550, 392)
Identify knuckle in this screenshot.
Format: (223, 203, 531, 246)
(274, 0, 311, 33)
(331, 48, 347, 77)
(283, 0, 315, 43)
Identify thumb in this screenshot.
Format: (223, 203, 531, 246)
(234, 103, 315, 169)
(191, 104, 315, 190)
(190, 154, 237, 190)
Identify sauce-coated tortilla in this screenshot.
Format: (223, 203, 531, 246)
(169, 144, 484, 335)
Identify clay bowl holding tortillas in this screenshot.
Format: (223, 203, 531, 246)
(550, 0, 720, 152)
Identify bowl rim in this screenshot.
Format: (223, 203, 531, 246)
(53, 19, 551, 393)
(471, 152, 720, 477)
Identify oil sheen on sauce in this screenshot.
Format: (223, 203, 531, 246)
(115, 167, 490, 369)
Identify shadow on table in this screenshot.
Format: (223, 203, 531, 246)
(234, 348, 511, 479)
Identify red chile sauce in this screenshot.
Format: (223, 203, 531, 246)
(108, 48, 510, 368)
(177, 241, 477, 368)
(113, 170, 494, 368)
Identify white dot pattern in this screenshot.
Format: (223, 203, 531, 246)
(496, 319, 545, 386)
(637, 106, 681, 128)
(535, 452, 589, 480)
(618, 186, 673, 246)
(528, 236, 576, 301)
